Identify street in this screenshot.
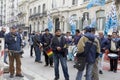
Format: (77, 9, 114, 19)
(3, 45, 120, 80)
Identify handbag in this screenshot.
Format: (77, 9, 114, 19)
(74, 55, 86, 71)
(74, 37, 95, 71)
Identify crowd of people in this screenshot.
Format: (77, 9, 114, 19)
(0, 26, 120, 80)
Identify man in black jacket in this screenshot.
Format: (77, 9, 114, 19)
(109, 32, 120, 73)
(33, 32, 42, 63)
(42, 29, 53, 67)
(51, 29, 69, 80)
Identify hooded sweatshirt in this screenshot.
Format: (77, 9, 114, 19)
(77, 32, 100, 54)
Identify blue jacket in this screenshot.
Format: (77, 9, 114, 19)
(5, 32, 22, 51)
(99, 37, 110, 52)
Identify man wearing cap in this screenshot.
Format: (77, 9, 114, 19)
(76, 26, 100, 80)
(42, 28, 53, 67)
(5, 26, 24, 78)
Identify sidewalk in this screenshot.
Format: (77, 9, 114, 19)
(3, 45, 120, 80)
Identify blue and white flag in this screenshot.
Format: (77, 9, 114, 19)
(87, 0, 105, 9)
(48, 15, 53, 31)
(104, 3, 118, 35)
(90, 18, 96, 28)
(69, 16, 76, 35)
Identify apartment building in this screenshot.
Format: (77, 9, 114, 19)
(17, 0, 119, 33)
(0, 0, 6, 26)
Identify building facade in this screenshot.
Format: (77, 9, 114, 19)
(16, 0, 119, 33)
(28, 0, 48, 33)
(0, 0, 6, 26)
(17, 0, 29, 30)
(6, 0, 19, 27)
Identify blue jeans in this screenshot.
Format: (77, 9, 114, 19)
(4, 52, 8, 63)
(34, 46, 41, 61)
(53, 53, 69, 80)
(76, 63, 94, 80)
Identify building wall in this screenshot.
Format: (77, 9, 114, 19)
(6, 0, 19, 27)
(28, 0, 48, 32)
(0, 0, 6, 26)
(49, 0, 113, 33)
(16, 0, 119, 34)
(18, 0, 29, 26)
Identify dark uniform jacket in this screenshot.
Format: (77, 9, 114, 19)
(5, 32, 22, 52)
(42, 33, 53, 47)
(51, 35, 67, 56)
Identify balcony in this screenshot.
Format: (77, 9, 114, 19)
(29, 11, 47, 20)
(16, 23, 25, 27)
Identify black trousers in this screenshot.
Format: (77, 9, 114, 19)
(43, 51, 53, 66)
(110, 58, 118, 71)
(30, 45, 34, 56)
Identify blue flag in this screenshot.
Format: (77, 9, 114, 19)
(69, 17, 76, 35)
(90, 18, 96, 28)
(104, 4, 118, 35)
(87, 0, 105, 9)
(48, 16, 53, 31)
(71, 23, 76, 35)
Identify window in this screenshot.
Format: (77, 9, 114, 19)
(38, 6, 41, 13)
(42, 4, 45, 13)
(96, 10, 105, 30)
(82, 12, 89, 29)
(34, 7, 36, 14)
(30, 9, 32, 15)
(72, 0, 78, 5)
(42, 21, 45, 30)
(55, 18, 60, 30)
(34, 22, 36, 31)
(52, 0, 57, 8)
(70, 14, 78, 33)
(37, 22, 40, 32)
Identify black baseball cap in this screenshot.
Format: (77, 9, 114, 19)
(83, 26, 91, 32)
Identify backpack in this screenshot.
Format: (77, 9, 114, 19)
(85, 38, 97, 63)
